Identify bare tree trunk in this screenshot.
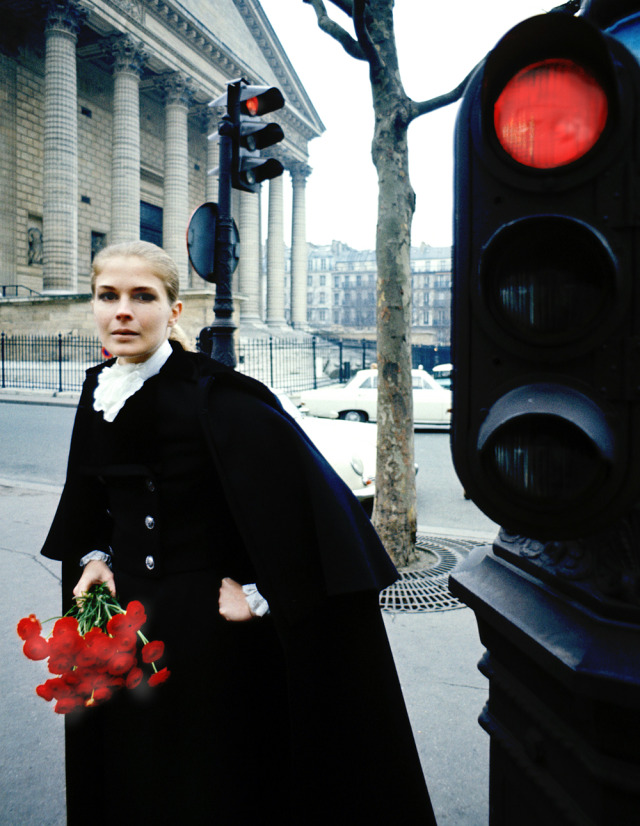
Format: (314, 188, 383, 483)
(372, 165, 418, 561)
(304, 0, 470, 566)
(368, 9, 418, 564)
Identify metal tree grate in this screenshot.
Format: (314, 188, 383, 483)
(379, 534, 481, 613)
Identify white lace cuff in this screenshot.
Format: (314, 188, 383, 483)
(79, 550, 112, 568)
(242, 583, 270, 617)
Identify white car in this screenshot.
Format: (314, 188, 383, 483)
(299, 367, 451, 428)
(432, 363, 453, 389)
(276, 393, 376, 514)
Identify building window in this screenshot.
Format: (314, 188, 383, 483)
(91, 231, 107, 261)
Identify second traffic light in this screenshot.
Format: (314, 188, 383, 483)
(212, 78, 285, 193)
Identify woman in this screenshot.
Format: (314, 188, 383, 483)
(41, 241, 436, 825)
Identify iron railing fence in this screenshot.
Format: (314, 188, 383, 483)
(0, 333, 104, 393)
(0, 332, 448, 395)
(237, 336, 380, 394)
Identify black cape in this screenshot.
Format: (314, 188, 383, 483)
(41, 344, 437, 825)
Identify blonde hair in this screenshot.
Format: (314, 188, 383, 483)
(91, 240, 193, 350)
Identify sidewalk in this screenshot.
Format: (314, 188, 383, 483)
(0, 387, 79, 407)
(0, 479, 489, 826)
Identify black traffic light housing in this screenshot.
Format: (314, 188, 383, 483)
(212, 78, 285, 193)
(451, 12, 640, 539)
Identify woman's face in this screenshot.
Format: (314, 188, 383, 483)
(92, 256, 182, 364)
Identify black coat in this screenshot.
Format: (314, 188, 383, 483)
(41, 344, 436, 825)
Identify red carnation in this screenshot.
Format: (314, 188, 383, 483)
(48, 652, 77, 675)
(17, 614, 42, 640)
(54, 697, 83, 715)
(124, 601, 147, 631)
(23, 635, 49, 661)
(45, 676, 77, 700)
(107, 651, 136, 676)
(50, 619, 83, 657)
(112, 629, 137, 653)
(142, 640, 164, 664)
(52, 616, 79, 636)
(75, 647, 98, 669)
(125, 667, 143, 689)
(148, 667, 170, 687)
(83, 628, 116, 664)
(91, 686, 113, 704)
(36, 680, 56, 702)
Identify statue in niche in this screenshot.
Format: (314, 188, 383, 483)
(28, 227, 43, 266)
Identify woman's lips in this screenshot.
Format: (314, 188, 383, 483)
(111, 329, 138, 337)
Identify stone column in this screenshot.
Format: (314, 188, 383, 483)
(43, 0, 86, 292)
(237, 190, 261, 324)
(161, 73, 194, 290)
(205, 107, 220, 203)
(0, 52, 17, 288)
(266, 175, 286, 328)
(110, 35, 146, 244)
(290, 164, 311, 330)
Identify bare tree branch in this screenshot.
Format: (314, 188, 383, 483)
(325, 0, 354, 15)
(353, 0, 381, 73)
(303, 0, 366, 60)
(408, 62, 479, 123)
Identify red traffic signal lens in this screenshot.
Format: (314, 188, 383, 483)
(245, 96, 259, 116)
(494, 58, 608, 168)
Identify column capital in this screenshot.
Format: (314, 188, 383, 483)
(191, 103, 219, 135)
(43, 0, 87, 37)
(109, 33, 148, 77)
(289, 162, 312, 185)
(158, 72, 197, 108)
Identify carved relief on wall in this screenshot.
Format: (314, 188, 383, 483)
(110, 0, 145, 24)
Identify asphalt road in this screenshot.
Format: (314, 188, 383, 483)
(0, 399, 497, 537)
(0, 401, 74, 488)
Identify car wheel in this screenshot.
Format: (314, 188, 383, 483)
(341, 410, 367, 422)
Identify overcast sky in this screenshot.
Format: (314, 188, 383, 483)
(257, 0, 550, 250)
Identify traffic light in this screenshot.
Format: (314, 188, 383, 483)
(212, 79, 285, 193)
(451, 12, 640, 539)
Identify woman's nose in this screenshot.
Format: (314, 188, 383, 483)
(115, 300, 133, 318)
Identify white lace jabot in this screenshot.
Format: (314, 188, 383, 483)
(93, 339, 172, 422)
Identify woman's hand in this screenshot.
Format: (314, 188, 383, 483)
(73, 560, 116, 600)
(218, 577, 254, 622)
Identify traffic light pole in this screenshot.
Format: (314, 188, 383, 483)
(449, 517, 640, 825)
(208, 114, 237, 368)
(191, 78, 284, 365)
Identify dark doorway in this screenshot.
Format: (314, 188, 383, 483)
(140, 202, 163, 246)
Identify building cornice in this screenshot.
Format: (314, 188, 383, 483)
(232, 0, 325, 138)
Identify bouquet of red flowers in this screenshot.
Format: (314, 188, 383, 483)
(17, 584, 169, 715)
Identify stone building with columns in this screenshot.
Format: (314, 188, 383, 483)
(0, 0, 323, 342)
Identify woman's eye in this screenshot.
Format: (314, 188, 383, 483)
(98, 292, 117, 301)
(135, 292, 156, 302)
